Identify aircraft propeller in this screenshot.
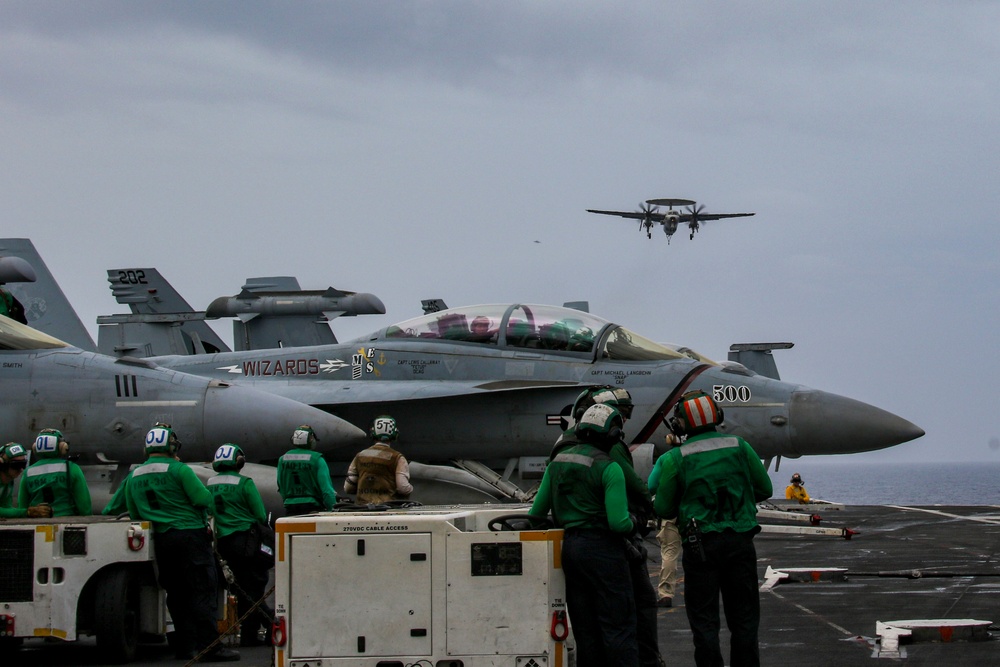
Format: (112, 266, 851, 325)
(637, 202, 659, 238)
(686, 203, 705, 239)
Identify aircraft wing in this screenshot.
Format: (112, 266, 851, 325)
(679, 212, 755, 222)
(586, 209, 665, 221)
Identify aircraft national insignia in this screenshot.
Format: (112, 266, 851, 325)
(320, 359, 349, 374)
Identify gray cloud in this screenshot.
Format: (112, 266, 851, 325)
(1, 1, 997, 463)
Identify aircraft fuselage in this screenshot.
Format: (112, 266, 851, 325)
(146, 303, 923, 463)
(0, 341, 366, 465)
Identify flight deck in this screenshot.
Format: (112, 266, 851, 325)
(3, 503, 999, 666)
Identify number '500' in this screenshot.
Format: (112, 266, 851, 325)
(713, 385, 751, 402)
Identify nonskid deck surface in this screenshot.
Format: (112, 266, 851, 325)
(6, 505, 1000, 666)
(654, 504, 1000, 665)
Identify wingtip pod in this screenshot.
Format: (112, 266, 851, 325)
(788, 389, 924, 456)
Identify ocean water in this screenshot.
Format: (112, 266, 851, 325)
(765, 461, 1000, 506)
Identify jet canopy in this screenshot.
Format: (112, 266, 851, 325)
(0, 314, 68, 351)
(378, 303, 715, 363)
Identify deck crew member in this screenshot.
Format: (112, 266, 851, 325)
(1, 442, 52, 518)
(277, 425, 337, 515)
(101, 468, 134, 516)
(604, 388, 664, 667)
(549, 385, 617, 460)
(209, 443, 274, 647)
(785, 473, 811, 503)
(125, 424, 239, 662)
(344, 415, 413, 504)
(653, 391, 772, 667)
(18, 429, 91, 516)
(530, 403, 639, 667)
(647, 438, 682, 608)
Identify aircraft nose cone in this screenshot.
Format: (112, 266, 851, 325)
(788, 389, 924, 456)
(202, 382, 367, 458)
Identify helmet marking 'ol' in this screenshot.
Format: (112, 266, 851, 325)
(34, 428, 68, 459)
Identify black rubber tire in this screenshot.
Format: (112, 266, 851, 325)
(0, 637, 24, 650)
(93, 568, 140, 663)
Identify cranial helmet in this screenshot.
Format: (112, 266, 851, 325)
(790, 473, 803, 485)
(370, 415, 398, 443)
(568, 326, 595, 351)
(0, 442, 27, 469)
(34, 428, 68, 459)
(213, 443, 246, 472)
(292, 425, 318, 449)
(575, 403, 625, 448)
(671, 391, 724, 435)
(145, 423, 180, 455)
(609, 388, 634, 420)
(571, 386, 616, 423)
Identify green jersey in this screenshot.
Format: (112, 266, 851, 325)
(125, 457, 212, 533)
(530, 443, 632, 533)
(208, 471, 267, 538)
(1, 480, 27, 518)
(653, 431, 772, 534)
(609, 441, 653, 506)
(101, 469, 134, 516)
(276, 448, 338, 510)
(18, 459, 92, 516)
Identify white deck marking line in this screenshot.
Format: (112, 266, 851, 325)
(887, 506, 1000, 526)
(764, 589, 856, 638)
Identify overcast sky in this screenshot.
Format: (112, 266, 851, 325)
(2, 2, 997, 464)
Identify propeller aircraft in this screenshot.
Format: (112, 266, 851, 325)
(587, 198, 755, 241)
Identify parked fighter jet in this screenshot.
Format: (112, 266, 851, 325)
(136, 303, 921, 468)
(98, 268, 384, 355)
(0, 313, 367, 467)
(587, 198, 755, 241)
(2, 239, 923, 500)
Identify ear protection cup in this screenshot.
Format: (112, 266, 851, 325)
(667, 416, 686, 436)
(58, 441, 70, 457)
(1, 443, 28, 469)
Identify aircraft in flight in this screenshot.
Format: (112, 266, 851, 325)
(587, 198, 755, 241)
(2, 239, 923, 502)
